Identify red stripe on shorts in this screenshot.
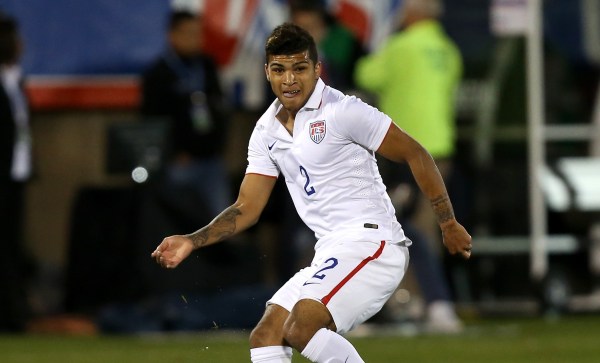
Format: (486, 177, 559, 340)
(321, 241, 386, 305)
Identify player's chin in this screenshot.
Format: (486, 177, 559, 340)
(279, 93, 301, 104)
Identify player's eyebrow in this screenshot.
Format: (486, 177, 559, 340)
(293, 60, 310, 66)
(269, 60, 310, 70)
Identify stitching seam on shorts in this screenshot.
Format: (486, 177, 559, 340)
(321, 240, 385, 305)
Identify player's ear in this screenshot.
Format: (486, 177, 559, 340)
(264, 64, 270, 81)
(314, 61, 322, 80)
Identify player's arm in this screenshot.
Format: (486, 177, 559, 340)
(376, 123, 472, 258)
(190, 173, 277, 246)
(152, 173, 277, 268)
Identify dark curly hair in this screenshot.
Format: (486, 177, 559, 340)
(265, 23, 318, 64)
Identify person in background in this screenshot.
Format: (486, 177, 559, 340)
(141, 10, 232, 220)
(289, 0, 366, 93)
(355, 0, 465, 333)
(0, 12, 34, 332)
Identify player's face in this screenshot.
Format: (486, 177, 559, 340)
(265, 51, 321, 115)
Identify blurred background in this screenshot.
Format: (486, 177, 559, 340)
(1, 0, 599, 336)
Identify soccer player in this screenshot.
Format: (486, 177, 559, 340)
(152, 23, 472, 363)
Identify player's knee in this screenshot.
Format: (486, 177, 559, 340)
(250, 318, 288, 348)
(284, 299, 336, 350)
(250, 304, 290, 348)
(249, 324, 274, 348)
(284, 318, 339, 352)
(249, 325, 265, 347)
(282, 317, 314, 351)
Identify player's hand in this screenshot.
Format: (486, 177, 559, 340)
(440, 220, 472, 259)
(151, 235, 195, 269)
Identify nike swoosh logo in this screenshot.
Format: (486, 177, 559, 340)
(268, 141, 277, 150)
(303, 281, 321, 286)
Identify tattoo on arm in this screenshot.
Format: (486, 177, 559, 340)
(188, 207, 242, 249)
(431, 194, 455, 225)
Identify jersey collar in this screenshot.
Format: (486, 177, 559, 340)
(265, 78, 326, 137)
(302, 78, 326, 111)
(272, 77, 325, 115)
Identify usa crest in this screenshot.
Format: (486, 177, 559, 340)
(309, 120, 326, 144)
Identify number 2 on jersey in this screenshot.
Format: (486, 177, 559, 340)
(299, 165, 316, 195)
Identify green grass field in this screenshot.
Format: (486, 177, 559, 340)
(1, 315, 598, 362)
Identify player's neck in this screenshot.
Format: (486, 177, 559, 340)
(276, 108, 295, 136)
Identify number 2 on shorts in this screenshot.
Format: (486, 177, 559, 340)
(303, 257, 338, 285)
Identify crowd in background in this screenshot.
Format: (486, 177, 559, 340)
(1, 0, 598, 335)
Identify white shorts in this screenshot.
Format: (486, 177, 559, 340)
(267, 239, 409, 334)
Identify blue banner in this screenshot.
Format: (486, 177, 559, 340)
(2, 0, 169, 75)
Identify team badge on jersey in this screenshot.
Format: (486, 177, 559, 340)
(309, 120, 326, 144)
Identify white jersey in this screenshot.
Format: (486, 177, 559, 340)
(246, 79, 406, 247)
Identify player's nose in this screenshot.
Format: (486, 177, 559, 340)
(284, 70, 295, 84)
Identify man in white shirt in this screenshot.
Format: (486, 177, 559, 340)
(152, 23, 471, 363)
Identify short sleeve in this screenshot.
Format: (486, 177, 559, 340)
(335, 97, 392, 151)
(245, 126, 280, 177)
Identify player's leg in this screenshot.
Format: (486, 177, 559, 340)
(283, 298, 335, 350)
(289, 240, 409, 362)
(284, 298, 365, 363)
(250, 304, 293, 363)
(250, 303, 289, 347)
(251, 263, 323, 362)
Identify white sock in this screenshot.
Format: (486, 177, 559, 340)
(250, 346, 293, 363)
(301, 328, 364, 363)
